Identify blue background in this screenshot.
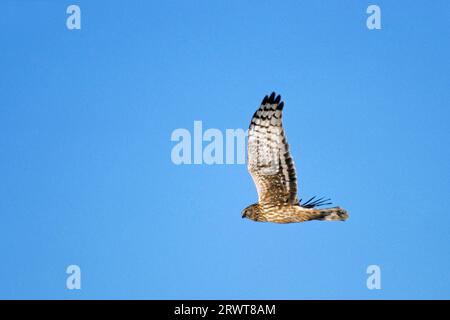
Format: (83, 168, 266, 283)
(0, 0, 449, 299)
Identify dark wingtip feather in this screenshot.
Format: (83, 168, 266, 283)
(261, 95, 268, 105)
(304, 196, 316, 207)
(268, 92, 276, 103)
(300, 196, 332, 208)
(274, 94, 281, 104)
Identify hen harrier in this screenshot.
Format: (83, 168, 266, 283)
(242, 92, 348, 223)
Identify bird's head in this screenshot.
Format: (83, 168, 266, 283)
(241, 203, 260, 221)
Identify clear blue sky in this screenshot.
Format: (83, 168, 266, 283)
(0, 0, 449, 299)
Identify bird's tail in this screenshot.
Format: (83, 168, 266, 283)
(299, 196, 348, 221)
(290, 206, 349, 222)
(315, 207, 349, 221)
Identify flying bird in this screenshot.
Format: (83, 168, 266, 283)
(242, 92, 348, 223)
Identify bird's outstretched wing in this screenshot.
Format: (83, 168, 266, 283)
(247, 92, 299, 205)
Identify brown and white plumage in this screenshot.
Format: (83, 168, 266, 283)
(242, 92, 348, 224)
